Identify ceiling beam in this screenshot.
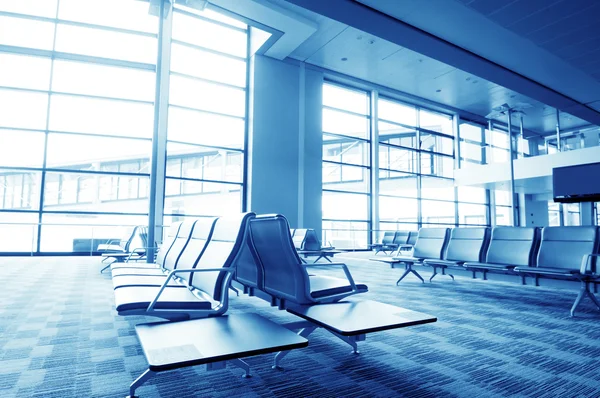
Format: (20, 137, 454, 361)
(283, 0, 600, 127)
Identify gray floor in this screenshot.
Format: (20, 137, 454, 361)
(1, 253, 600, 397)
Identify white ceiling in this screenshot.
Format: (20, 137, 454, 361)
(264, 0, 592, 136)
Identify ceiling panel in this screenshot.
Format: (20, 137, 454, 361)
(587, 100, 600, 112)
(484, 0, 559, 27)
(464, 0, 511, 16)
(303, 33, 582, 135)
(305, 27, 404, 73)
(458, 0, 600, 87)
(273, 0, 595, 135)
(528, 4, 600, 46)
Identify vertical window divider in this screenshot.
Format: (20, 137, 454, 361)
(370, 89, 378, 245)
(416, 110, 422, 228)
(147, 0, 172, 263)
(453, 114, 460, 226)
(35, 0, 61, 253)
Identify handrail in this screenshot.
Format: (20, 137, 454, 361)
(0, 222, 168, 227)
(0, 222, 170, 256)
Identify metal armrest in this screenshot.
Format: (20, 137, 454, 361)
(304, 262, 357, 292)
(147, 267, 235, 311)
(580, 253, 600, 275)
(126, 246, 160, 261)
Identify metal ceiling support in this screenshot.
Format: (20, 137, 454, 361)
(555, 109, 561, 152)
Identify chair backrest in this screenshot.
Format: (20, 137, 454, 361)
(234, 235, 263, 290)
(303, 229, 322, 251)
(137, 226, 149, 249)
(290, 228, 296, 238)
(175, 217, 217, 284)
(246, 215, 314, 305)
(407, 231, 419, 246)
(292, 229, 307, 250)
(412, 228, 450, 259)
(155, 222, 183, 267)
(485, 227, 538, 266)
(381, 231, 396, 245)
(537, 226, 598, 271)
(190, 212, 255, 301)
(162, 220, 197, 271)
(392, 231, 410, 246)
(120, 226, 140, 252)
(444, 227, 490, 262)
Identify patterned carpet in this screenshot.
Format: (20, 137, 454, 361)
(1, 253, 600, 398)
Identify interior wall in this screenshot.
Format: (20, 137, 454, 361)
(247, 55, 323, 234)
(522, 195, 549, 227)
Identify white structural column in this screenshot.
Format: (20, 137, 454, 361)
(453, 114, 460, 226)
(147, 0, 172, 262)
(297, 62, 306, 228)
(506, 111, 517, 226)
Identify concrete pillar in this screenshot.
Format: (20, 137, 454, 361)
(248, 55, 323, 235)
(580, 202, 595, 225)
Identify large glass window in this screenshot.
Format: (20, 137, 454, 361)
(0, 1, 249, 253)
(164, 5, 247, 219)
(322, 82, 370, 249)
(376, 95, 462, 235)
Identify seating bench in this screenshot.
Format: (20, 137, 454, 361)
(369, 231, 397, 255)
(463, 227, 538, 282)
(422, 227, 490, 282)
(513, 226, 600, 317)
(234, 214, 436, 368)
(370, 227, 449, 284)
(295, 228, 342, 263)
(99, 225, 147, 272)
(111, 218, 215, 289)
(113, 213, 254, 321)
(110, 221, 184, 275)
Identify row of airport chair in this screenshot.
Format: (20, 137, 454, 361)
(107, 213, 436, 397)
(369, 230, 418, 255)
(290, 227, 342, 263)
(371, 226, 600, 317)
(99, 225, 151, 273)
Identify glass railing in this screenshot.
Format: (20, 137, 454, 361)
(322, 227, 370, 250)
(0, 222, 166, 255)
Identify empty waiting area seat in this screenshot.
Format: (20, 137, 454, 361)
(235, 214, 436, 367)
(294, 228, 342, 263)
(422, 227, 490, 281)
(515, 226, 599, 317)
(371, 227, 450, 284)
(111, 218, 216, 289)
(464, 227, 539, 279)
(113, 213, 253, 321)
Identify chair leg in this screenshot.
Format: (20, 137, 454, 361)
(429, 267, 438, 282)
(410, 267, 425, 283)
(396, 267, 411, 285)
(570, 284, 587, 317)
(441, 267, 454, 281)
(570, 280, 600, 317)
(588, 289, 600, 310)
